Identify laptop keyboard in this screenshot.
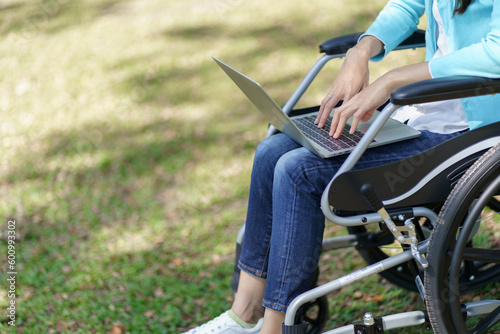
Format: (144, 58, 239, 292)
(293, 115, 374, 152)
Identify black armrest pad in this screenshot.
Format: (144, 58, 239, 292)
(319, 30, 426, 55)
(319, 32, 363, 55)
(391, 76, 500, 105)
(393, 30, 426, 51)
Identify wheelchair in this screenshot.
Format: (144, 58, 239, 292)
(231, 30, 500, 334)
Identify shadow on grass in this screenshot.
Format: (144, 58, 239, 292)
(1, 113, 251, 330)
(0, 0, 133, 37)
(111, 8, 381, 107)
(7, 114, 256, 225)
(6, 229, 236, 332)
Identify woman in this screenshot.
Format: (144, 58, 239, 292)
(183, 0, 500, 333)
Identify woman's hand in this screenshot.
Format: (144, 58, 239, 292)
(315, 48, 370, 128)
(328, 74, 395, 138)
(326, 62, 432, 138)
(316, 36, 383, 129)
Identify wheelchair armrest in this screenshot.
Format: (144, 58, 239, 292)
(319, 29, 425, 55)
(391, 75, 500, 105)
(319, 32, 362, 55)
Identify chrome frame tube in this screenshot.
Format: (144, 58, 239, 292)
(266, 54, 342, 138)
(281, 54, 340, 114)
(319, 104, 403, 226)
(321, 235, 358, 251)
(284, 240, 429, 327)
(321, 300, 500, 334)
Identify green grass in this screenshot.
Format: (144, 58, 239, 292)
(1, 0, 494, 333)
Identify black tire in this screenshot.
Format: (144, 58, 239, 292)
(425, 143, 500, 333)
(302, 267, 329, 334)
(302, 295, 329, 334)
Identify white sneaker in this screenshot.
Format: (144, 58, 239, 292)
(182, 310, 263, 334)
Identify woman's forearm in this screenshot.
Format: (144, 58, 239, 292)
(378, 61, 431, 93)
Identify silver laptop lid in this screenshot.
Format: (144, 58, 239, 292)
(213, 57, 420, 158)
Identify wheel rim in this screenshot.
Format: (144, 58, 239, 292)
(448, 175, 500, 333)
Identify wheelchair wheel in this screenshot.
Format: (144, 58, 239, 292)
(425, 143, 500, 333)
(300, 267, 329, 334)
(301, 295, 329, 334)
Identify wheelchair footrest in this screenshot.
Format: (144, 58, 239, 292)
(282, 320, 309, 334)
(322, 310, 428, 334)
(353, 313, 384, 333)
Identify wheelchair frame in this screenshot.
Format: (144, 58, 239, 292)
(261, 30, 500, 333)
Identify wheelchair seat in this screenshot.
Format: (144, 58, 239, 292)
(328, 121, 500, 212)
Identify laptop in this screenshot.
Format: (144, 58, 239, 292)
(213, 57, 421, 158)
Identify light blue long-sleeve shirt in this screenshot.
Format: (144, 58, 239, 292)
(362, 0, 500, 129)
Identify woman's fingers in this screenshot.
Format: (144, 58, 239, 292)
(328, 93, 371, 138)
(329, 80, 391, 137)
(348, 108, 375, 135)
(316, 92, 340, 128)
(316, 95, 331, 124)
(329, 103, 354, 138)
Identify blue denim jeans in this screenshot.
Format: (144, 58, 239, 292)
(238, 130, 465, 313)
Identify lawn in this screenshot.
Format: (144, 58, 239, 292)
(0, 0, 470, 333)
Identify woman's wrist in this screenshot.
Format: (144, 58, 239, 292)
(346, 46, 371, 64)
(353, 35, 384, 59)
(378, 69, 401, 93)
(382, 62, 432, 92)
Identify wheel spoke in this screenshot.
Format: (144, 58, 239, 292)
(460, 247, 500, 264)
(486, 197, 500, 212)
(449, 174, 500, 331)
